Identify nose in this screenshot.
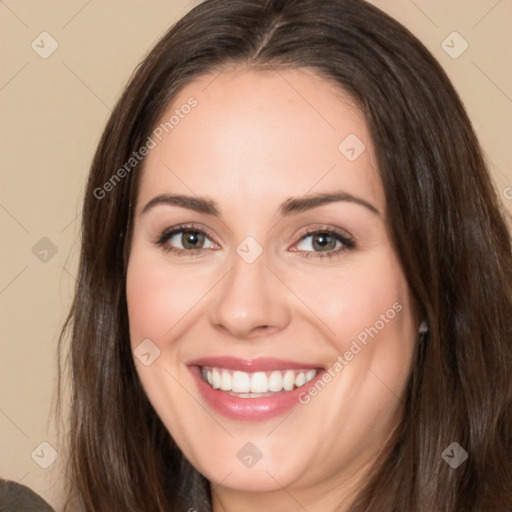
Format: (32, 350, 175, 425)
(209, 250, 292, 340)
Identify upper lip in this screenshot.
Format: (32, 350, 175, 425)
(187, 356, 323, 372)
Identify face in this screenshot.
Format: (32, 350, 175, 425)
(126, 67, 418, 509)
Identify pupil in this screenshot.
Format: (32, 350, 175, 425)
(313, 233, 335, 251)
(183, 231, 204, 249)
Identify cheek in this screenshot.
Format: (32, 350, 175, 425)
(126, 268, 171, 346)
(287, 249, 415, 393)
(295, 256, 409, 342)
(125, 249, 209, 444)
(126, 252, 210, 346)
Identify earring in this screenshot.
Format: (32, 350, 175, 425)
(418, 320, 429, 343)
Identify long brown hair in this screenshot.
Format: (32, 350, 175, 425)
(56, 0, 512, 510)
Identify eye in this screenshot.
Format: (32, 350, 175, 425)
(155, 224, 218, 256)
(291, 228, 355, 259)
(155, 224, 355, 259)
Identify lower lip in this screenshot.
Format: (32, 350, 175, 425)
(189, 366, 323, 421)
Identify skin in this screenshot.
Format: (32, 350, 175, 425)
(126, 66, 418, 512)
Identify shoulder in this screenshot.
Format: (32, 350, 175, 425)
(0, 478, 56, 512)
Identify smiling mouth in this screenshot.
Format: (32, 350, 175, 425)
(200, 367, 318, 398)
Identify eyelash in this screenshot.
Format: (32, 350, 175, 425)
(154, 223, 356, 259)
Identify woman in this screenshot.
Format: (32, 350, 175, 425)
(56, 0, 512, 510)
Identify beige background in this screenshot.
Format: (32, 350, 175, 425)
(0, 0, 510, 509)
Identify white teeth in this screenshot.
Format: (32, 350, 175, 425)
(201, 367, 318, 394)
(306, 369, 317, 382)
(220, 370, 231, 391)
(250, 372, 268, 393)
(295, 372, 306, 387)
(211, 368, 221, 389)
(283, 370, 295, 391)
(268, 371, 283, 392)
(232, 371, 250, 393)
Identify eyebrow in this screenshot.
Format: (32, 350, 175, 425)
(140, 190, 380, 217)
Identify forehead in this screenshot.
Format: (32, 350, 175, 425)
(137, 67, 383, 217)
